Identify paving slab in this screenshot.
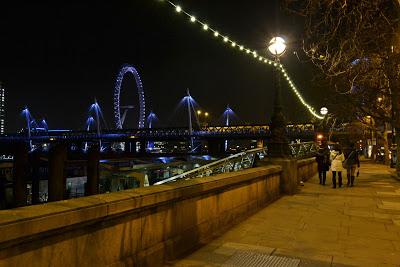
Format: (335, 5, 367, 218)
(171, 162, 400, 267)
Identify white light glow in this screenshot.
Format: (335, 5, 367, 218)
(320, 107, 328, 115)
(268, 37, 286, 56)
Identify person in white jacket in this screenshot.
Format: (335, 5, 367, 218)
(330, 149, 345, 188)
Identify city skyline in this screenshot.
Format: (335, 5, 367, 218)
(0, 1, 324, 132)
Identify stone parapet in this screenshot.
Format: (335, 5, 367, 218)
(297, 157, 318, 183)
(0, 166, 282, 267)
(258, 157, 317, 195)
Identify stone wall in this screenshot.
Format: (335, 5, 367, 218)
(257, 157, 317, 195)
(0, 166, 282, 267)
(297, 157, 318, 184)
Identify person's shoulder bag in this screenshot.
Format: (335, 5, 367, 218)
(342, 151, 354, 169)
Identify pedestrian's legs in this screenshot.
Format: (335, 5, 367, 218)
(346, 168, 351, 186)
(338, 171, 343, 187)
(322, 171, 326, 185)
(350, 166, 356, 186)
(318, 170, 322, 184)
(332, 171, 337, 188)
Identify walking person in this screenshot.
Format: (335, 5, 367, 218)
(316, 144, 330, 185)
(330, 148, 345, 188)
(343, 143, 360, 187)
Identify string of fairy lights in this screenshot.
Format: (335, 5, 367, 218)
(158, 0, 324, 120)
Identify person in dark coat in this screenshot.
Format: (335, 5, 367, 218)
(316, 145, 330, 185)
(344, 143, 360, 187)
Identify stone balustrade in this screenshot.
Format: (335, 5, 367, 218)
(0, 166, 282, 267)
(297, 157, 318, 183)
(0, 156, 318, 266)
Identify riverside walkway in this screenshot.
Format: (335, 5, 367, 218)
(170, 162, 400, 267)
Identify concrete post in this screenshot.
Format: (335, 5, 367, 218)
(76, 141, 85, 152)
(86, 144, 100, 196)
(13, 143, 29, 207)
(139, 140, 146, 154)
(126, 141, 137, 154)
(207, 139, 225, 155)
(48, 143, 67, 202)
(258, 158, 298, 195)
(30, 151, 41, 204)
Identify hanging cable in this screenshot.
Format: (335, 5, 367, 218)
(157, 0, 324, 119)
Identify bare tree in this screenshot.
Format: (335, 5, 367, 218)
(285, 0, 400, 165)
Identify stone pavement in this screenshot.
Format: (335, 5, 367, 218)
(169, 162, 400, 267)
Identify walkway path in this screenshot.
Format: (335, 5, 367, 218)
(170, 162, 400, 267)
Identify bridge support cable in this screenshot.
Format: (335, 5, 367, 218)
(157, 1, 324, 120)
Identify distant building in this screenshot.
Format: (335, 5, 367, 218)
(0, 82, 4, 134)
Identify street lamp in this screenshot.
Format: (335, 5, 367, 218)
(204, 112, 209, 127)
(318, 107, 329, 143)
(268, 36, 290, 157)
(197, 111, 209, 127)
(320, 107, 328, 116)
(268, 37, 286, 57)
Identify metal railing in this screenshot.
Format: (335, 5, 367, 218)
(154, 147, 268, 185)
(154, 142, 317, 185)
(289, 141, 318, 158)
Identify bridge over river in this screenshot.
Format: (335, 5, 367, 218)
(0, 124, 315, 143)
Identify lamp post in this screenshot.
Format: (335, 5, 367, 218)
(318, 107, 329, 144)
(268, 37, 290, 157)
(204, 112, 209, 127)
(196, 110, 209, 127)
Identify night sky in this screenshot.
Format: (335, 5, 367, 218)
(0, 0, 324, 132)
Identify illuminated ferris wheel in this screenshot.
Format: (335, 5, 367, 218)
(113, 64, 146, 129)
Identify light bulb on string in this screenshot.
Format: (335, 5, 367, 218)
(160, 0, 324, 120)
